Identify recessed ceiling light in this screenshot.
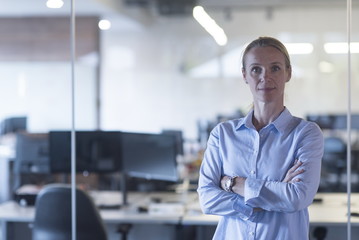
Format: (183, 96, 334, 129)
(98, 19, 111, 30)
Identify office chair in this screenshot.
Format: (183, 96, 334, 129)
(313, 226, 327, 240)
(32, 184, 107, 240)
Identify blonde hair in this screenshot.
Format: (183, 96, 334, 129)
(242, 36, 291, 71)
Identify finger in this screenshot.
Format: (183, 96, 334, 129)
(288, 168, 305, 178)
(291, 178, 302, 183)
(293, 160, 303, 168)
(288, 160, 303, 173)
(288, 169, 305, 182)
(283, 162, 305, 183)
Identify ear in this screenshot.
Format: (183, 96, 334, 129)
(286, 66, 292, 82)
(242, 68, 248, 84)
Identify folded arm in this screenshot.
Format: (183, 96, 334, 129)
(198, 121, 323, 218)
(222, 159, 304, 195)
(238, 126, 323, 213)
(197, 134, 258, 221)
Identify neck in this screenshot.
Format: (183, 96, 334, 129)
(252, 102, 284, 131)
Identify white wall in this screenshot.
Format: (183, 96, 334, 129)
(1, 4, 358, 140)
(0, 62, 97, 132)
(100, 6, 359, 139)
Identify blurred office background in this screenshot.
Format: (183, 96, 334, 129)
(0, 0, 358, 138)
(1, 0, 359, 239)
(1, 0, 359, 186)
(0, 0, 359, 191)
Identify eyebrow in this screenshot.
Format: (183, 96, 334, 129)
(270, 61, 284, 65)
(249, 61, 284, 67)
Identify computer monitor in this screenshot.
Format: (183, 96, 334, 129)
(0, 116, 27, 135)
(161, 129, 184, 156)
(332, 114, 359, 130)
(49, 131, 122, 174)
(14, 132, 49, 174)
(121, 132, 179, 182)
(306, 114, 336, 129)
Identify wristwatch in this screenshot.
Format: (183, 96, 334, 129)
(224, 176, 236, 192)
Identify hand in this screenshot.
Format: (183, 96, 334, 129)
(253, 207, 263, 212)
(232, 177, 246, 196)
(221, 176, 262, 213)
(283, 159, 305, 183)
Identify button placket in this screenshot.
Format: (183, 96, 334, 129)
(247, 222, 256, 240)
(251, 131, 260, 178)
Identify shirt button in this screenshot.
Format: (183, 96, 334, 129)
(250, 170, 255, 175)
(249, 231, 255, 236)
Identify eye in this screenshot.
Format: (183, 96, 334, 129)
(271, 65, 281, 72)
(251, 66, 262, 74)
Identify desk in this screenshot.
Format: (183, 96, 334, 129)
(182, 193, 359, 240)
(183, 193, 359, 225)
(2, 192, 359, 240)
(0, 191, 194, 240)
(309, 193, 359, 226)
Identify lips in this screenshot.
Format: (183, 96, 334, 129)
(258, 87, 275, 91)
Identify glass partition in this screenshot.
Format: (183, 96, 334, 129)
(0, 0, 357, 239)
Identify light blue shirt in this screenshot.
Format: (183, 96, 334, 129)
(197, 108, 324, 240)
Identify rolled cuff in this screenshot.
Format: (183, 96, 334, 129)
(232, 196, 256, 221)
(244, 177, 265, 203)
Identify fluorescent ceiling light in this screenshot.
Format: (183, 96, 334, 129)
(284, 43, 313, 55)
(46, 0, 64, 8)
(193, 6, 227, 46)
(324, 42, 359, 54)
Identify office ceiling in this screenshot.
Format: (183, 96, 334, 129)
(103, 0, 359, 23)
(122, 0, 358, 15)
(2, 0, 357, 67)
(198, 0, 358, 9)
(3, 0, 357, 17)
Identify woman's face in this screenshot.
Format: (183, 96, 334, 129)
(242, 46, 291, 105)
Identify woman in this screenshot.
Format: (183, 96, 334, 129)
(197, 36, 324, 240)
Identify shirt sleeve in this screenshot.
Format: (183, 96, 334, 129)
(244, 122, 324, 213)
(197, 124, 258, 221)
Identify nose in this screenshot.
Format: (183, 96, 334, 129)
(260, 69, 271, 82)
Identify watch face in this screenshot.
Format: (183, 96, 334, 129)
(225, 179, 231, 188)
(225, 178, 232, 191)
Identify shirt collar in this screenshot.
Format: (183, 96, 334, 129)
(236, 107, 293, 134)
(272, 107, 293, 134)
(235, 109, 254, 130)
